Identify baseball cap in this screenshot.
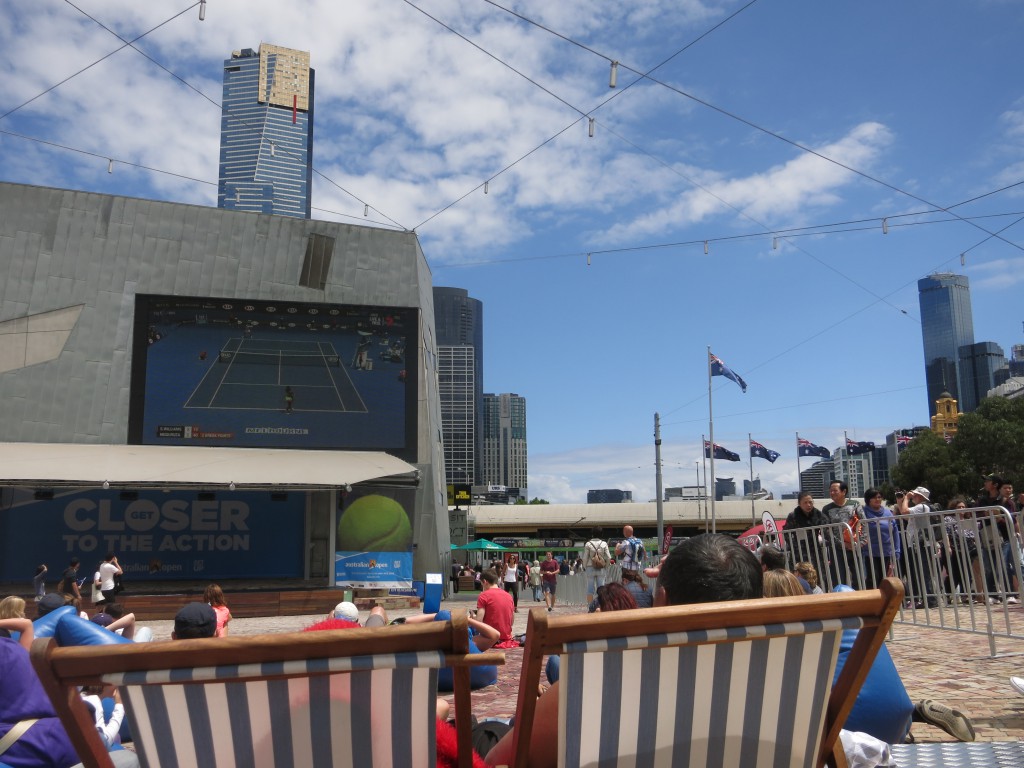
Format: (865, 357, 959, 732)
(332, 601, 359, 623)
(90, 612, 114, 627)
(37, 592, 67, 616)
(173, 602, 217, 639)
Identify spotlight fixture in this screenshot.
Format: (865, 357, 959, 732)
(363, 204, 368, 217)
(107, 159, 113, 174)
(881, 218, 888, 234)
(609, 61, 618, 88)
(704, 240, 709, 255)
(199, 0, 206, 20)
(772, 237, 778, 250)
(483, 181, 489, 194)
(102, 481, 110, 489)
(229, 482, 236, 491)
(588, 117, 595, 138)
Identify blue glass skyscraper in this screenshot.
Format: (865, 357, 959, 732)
(918, 273, 974, 415)
(218, 44, 314, 219)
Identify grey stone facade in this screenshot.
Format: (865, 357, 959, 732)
(0, 181, 449, 578)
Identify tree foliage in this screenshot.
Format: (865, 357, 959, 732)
(890, 430, 971, 506)
(953, 396, 1024, 483)
(891, 396, 1024, 505)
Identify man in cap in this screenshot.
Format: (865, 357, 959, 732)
(172, 602, 217, 640)
(896, 487, 940, 609)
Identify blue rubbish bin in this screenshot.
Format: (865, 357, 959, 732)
(423, 572, 443, 614)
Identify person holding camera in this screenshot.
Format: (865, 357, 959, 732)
(895, 487, 941, 609)
(97, 552, 123, 606)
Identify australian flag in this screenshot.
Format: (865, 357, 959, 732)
(750, 440, 780, 463)
(797, 438, 831, 459)
(846, 438, 876, 455)
(704, 440, 741, 462)
(709, 353, 748, 393)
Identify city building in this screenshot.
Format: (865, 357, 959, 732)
(714, 478, 736, 501)
(918, 273, 975, 415)
(481, 392, 528, 494)
(799, 460, 835, 498)
(743, 477, 762, 496)
(832, 447, 873, 498)
(433, 287, 484, 486)
(218, 44, 314, 219)
(958, 341, 1007, 412)
(665, 485, 706, 501)
(931, 391, 962, 439)
(0, 181, 448, 586)
(587, 489, 632, 504)
(885, 426, 929, 468)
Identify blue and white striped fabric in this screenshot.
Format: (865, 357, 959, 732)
(101, 653, 444, 768)
(558, 619, 859, 768)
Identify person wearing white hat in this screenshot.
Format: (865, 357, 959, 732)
(330, 601, 360, 623)
(896, 486, 940, 609)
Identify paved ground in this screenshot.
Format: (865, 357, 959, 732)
(139, 592, 1024, 744)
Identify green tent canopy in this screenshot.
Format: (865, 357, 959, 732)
(452, 539, 507, 551)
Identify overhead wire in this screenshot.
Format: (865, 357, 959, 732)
(409, 0, 764, 230)
(471, 0, 1024, 255)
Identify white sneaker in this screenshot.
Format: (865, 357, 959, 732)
(1008, 596, 1020, 605)
(1011, 677, 1024, 696)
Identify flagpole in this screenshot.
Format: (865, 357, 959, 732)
(843, 430, 850, 493)
(695, 460, 704, 531)
(654, 413, 664, 551)
(707, 347, 716, 534)
(700, 436, 709, 533)
(796, 431, 802, 493)
(748, 432, 756, 527)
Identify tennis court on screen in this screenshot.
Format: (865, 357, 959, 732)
(184, 337, 367, 413)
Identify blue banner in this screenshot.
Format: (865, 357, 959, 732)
(335, 487, 416, 588)
(0, 488, 305, 582)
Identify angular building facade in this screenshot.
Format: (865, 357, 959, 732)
(433, 287, 484, 486)
(958, 340, 1007, 413)
(482, 392, 527, 494)
(218, 44, 314, 219)
(918, 273, 974, 415)
(0, 182, 449, 585)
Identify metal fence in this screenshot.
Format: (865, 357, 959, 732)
(748, 506, 1023, 655)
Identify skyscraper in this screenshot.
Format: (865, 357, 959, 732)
(958, 341, 1007, 412)
(218, 44, 314, 219)
(433, 287, 483, 486)
(483, 393, 528, 493)
(918, 273, 974, 416)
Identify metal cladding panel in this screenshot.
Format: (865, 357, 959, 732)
(0, 181, 437, 451)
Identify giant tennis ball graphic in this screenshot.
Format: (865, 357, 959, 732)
(338, 494, 413, 551)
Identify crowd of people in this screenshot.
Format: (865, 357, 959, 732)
(4, 518, 1019, 767)
(783, 477, 1023, 608)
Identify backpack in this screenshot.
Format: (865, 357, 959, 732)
(589, 541, 607, 569)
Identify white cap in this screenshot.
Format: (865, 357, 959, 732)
(332, 601, 359, 622)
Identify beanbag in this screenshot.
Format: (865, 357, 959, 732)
(55, 614, 132, 646)
(32, 605, 77, 639)
(831, 585, 913, 743)
(433, 610, 498, 691)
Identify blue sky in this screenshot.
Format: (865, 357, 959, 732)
(2, 1, 1023, 503)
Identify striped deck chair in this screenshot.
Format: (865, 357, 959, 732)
(509, 577, 904, 768)
(30, 609, 501, 768)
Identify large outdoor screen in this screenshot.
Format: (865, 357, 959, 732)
(128, 294, 418, 458)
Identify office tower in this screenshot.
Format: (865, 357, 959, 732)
(799, 460, 834, 498)
(433, 287, 483, 486)
(832, 447, 872, 498)
(918, 273, 975, 415)
(959, 341, 1007, 412)
(587, 489, 631, 504)
(218, 44, 314, 219)
(483, 393, 528, 493)
(714, 477, 736, 501)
